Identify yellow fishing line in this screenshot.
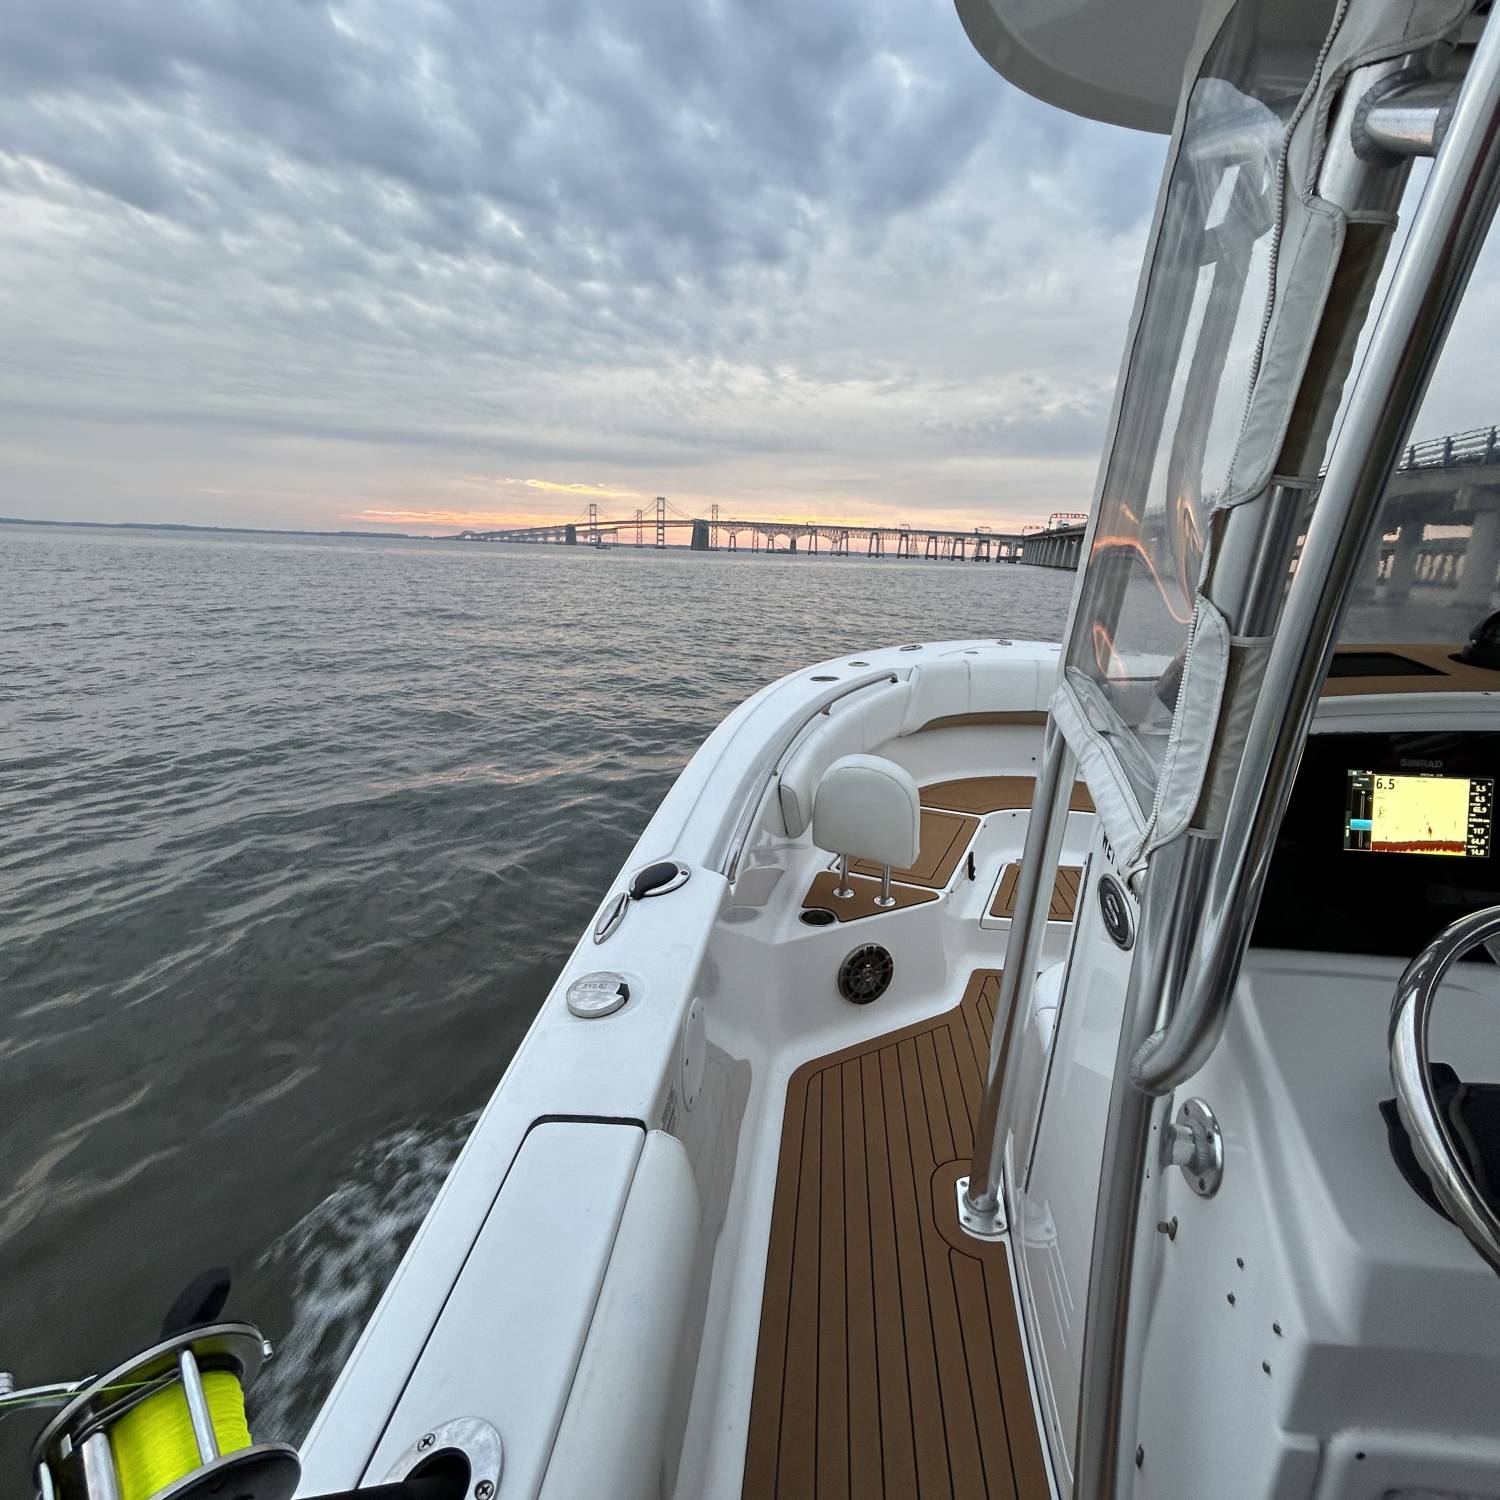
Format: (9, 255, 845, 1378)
(110, 1371, 250, 1500)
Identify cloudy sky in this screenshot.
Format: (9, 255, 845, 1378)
(0, 0, 1171, 534)
(0, 2, 1494, 537)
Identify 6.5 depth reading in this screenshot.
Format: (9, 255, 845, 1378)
(1344, 769, 1494, 857)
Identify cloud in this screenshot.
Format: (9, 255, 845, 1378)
(511, 478, 641, 499)
(0, 0, 1169, 530)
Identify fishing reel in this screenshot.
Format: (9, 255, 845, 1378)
(4, 1339, 484, 1500)
(2, 1272, 299, 1500)
(8, 1324, 298, 1500)
(4, 1271, 496, 1500)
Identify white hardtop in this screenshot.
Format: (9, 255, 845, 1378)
(954, 0, 1339, 133)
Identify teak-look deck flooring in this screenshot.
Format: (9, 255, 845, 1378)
(991, 863, 1084, 923)
(921, 775, 1095, 816)
(744, 972, 1049, 1500)
(851, 809, 981, 889)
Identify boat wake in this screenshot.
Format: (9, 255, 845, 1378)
(247, 1111, 478, 1444)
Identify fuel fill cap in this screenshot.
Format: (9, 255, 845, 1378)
(567, 972, 631, 1019)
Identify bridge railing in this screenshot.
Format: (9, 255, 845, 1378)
(1398, 424, 1500, 471)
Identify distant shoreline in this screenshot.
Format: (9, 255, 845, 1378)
(0, 515, 427, 541)
(0, 516, 718, 549)
(0, 517, 918, 556)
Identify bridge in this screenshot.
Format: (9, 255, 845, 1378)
(453, 496, 1088, 568)
(444, 422, 1500, 591)
(1369, 424, 1500, 608)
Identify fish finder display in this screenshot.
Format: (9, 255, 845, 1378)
(1344, 770, 1493, 857)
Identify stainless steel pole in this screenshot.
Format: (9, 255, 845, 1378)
(963, 714, 1077, 1225)
(1070, 831, 1203, 1499)
(1359, 78, 1460, 159)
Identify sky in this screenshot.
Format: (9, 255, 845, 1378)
(0, 0, 1170, 535)
(0, 3, 1494, 538)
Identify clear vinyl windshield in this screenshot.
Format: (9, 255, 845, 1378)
(1064, 2, 1313, 808)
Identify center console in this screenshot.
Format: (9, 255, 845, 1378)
(1254, 730, 1500, 957)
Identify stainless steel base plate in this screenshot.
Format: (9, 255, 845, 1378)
(383, 1416, 503, 1496)
(1177, 1097, 1224, 1198)
(955, 1175, 1007, 1240)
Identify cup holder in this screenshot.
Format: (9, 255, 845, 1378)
(800, 907, 837, 927)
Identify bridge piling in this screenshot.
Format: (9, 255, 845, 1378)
(1456, 488, 1500, 612)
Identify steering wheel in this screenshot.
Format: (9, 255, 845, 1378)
(1390, 906, 1500, 1273)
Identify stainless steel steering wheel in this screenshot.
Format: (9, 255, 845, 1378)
(1389, 905, 1500, 1274)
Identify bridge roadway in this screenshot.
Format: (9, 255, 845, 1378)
(454, 503, 1086, 567)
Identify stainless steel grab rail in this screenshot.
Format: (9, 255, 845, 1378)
(719, 669, 899, 881)
(1389, 905, 1500, 1274)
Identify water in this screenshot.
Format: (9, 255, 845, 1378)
(0, 521, 1073, 1446)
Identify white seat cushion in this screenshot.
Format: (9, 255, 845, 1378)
(812, 754, 921, 870)
(896, 655, 1052, 735)
(777, 649, 1060, 837)
(967, 655, 1048, 714)
(898, 659, 971, 735)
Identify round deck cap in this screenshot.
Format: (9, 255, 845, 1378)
(567, 971, 631, 1018)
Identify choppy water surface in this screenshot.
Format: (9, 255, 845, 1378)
(1, 523, 1072, 1442)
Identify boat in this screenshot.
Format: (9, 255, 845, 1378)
(10, 0, 1500, 1496)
